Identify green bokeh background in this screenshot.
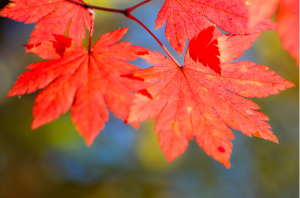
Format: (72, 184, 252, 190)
(0, 0, 298, 197)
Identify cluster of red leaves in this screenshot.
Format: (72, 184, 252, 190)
(0, 0, 296, 168)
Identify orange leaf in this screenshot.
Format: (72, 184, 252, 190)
(7, 28, 148, 145)
(155, 0, 276, 55)
(0, 0, 93, 44)
(248, 0, 280, 28)
(128, 27, 294, 168)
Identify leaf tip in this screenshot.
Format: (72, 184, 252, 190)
(31, 120, 41, 130)
(83, 135, 96, 147)
(166, 156, 175, 163)
(120, 26, 129, 34)
(224, 162, 231, 169)
(6, 89, 16, 98)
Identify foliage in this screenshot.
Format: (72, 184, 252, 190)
(0, 0, 297, 168)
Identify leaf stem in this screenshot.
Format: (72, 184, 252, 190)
(126, 13, 180, 66)
(66, 0, 180, 66)
(88, 17, 93, 52)
(127, 0, 152, 12)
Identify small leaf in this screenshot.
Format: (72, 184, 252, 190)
(188, 26, 221, 74)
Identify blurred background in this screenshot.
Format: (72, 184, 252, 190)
(0, 0, 298, 197)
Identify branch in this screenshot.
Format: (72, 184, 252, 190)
(66, 0, 180, 67)
(126, 13, 180, 66)
(127, 0, 152, 12)
(66, 0, 124, 13)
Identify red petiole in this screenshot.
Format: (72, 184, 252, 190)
(67, 0, 181, 67)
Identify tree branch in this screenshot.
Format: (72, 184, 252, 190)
(66, 0, 180, 67)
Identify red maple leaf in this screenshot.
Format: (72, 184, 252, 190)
(155, 0, 277, 55)
(248, 0, 279, 27)
(7, 27, 148, 145)
(127, 26, 294, 168)
(0, 0, 93, 44)
(248, 0, 299, 65)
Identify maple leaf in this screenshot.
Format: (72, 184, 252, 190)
(155, 0, 277, 55)
(127, 26, 294, 168)
(7, 27, 148, 145)
(0, 0, 93, 45)
(248, 0, 299, 65)
(248, 0, 279, 28)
